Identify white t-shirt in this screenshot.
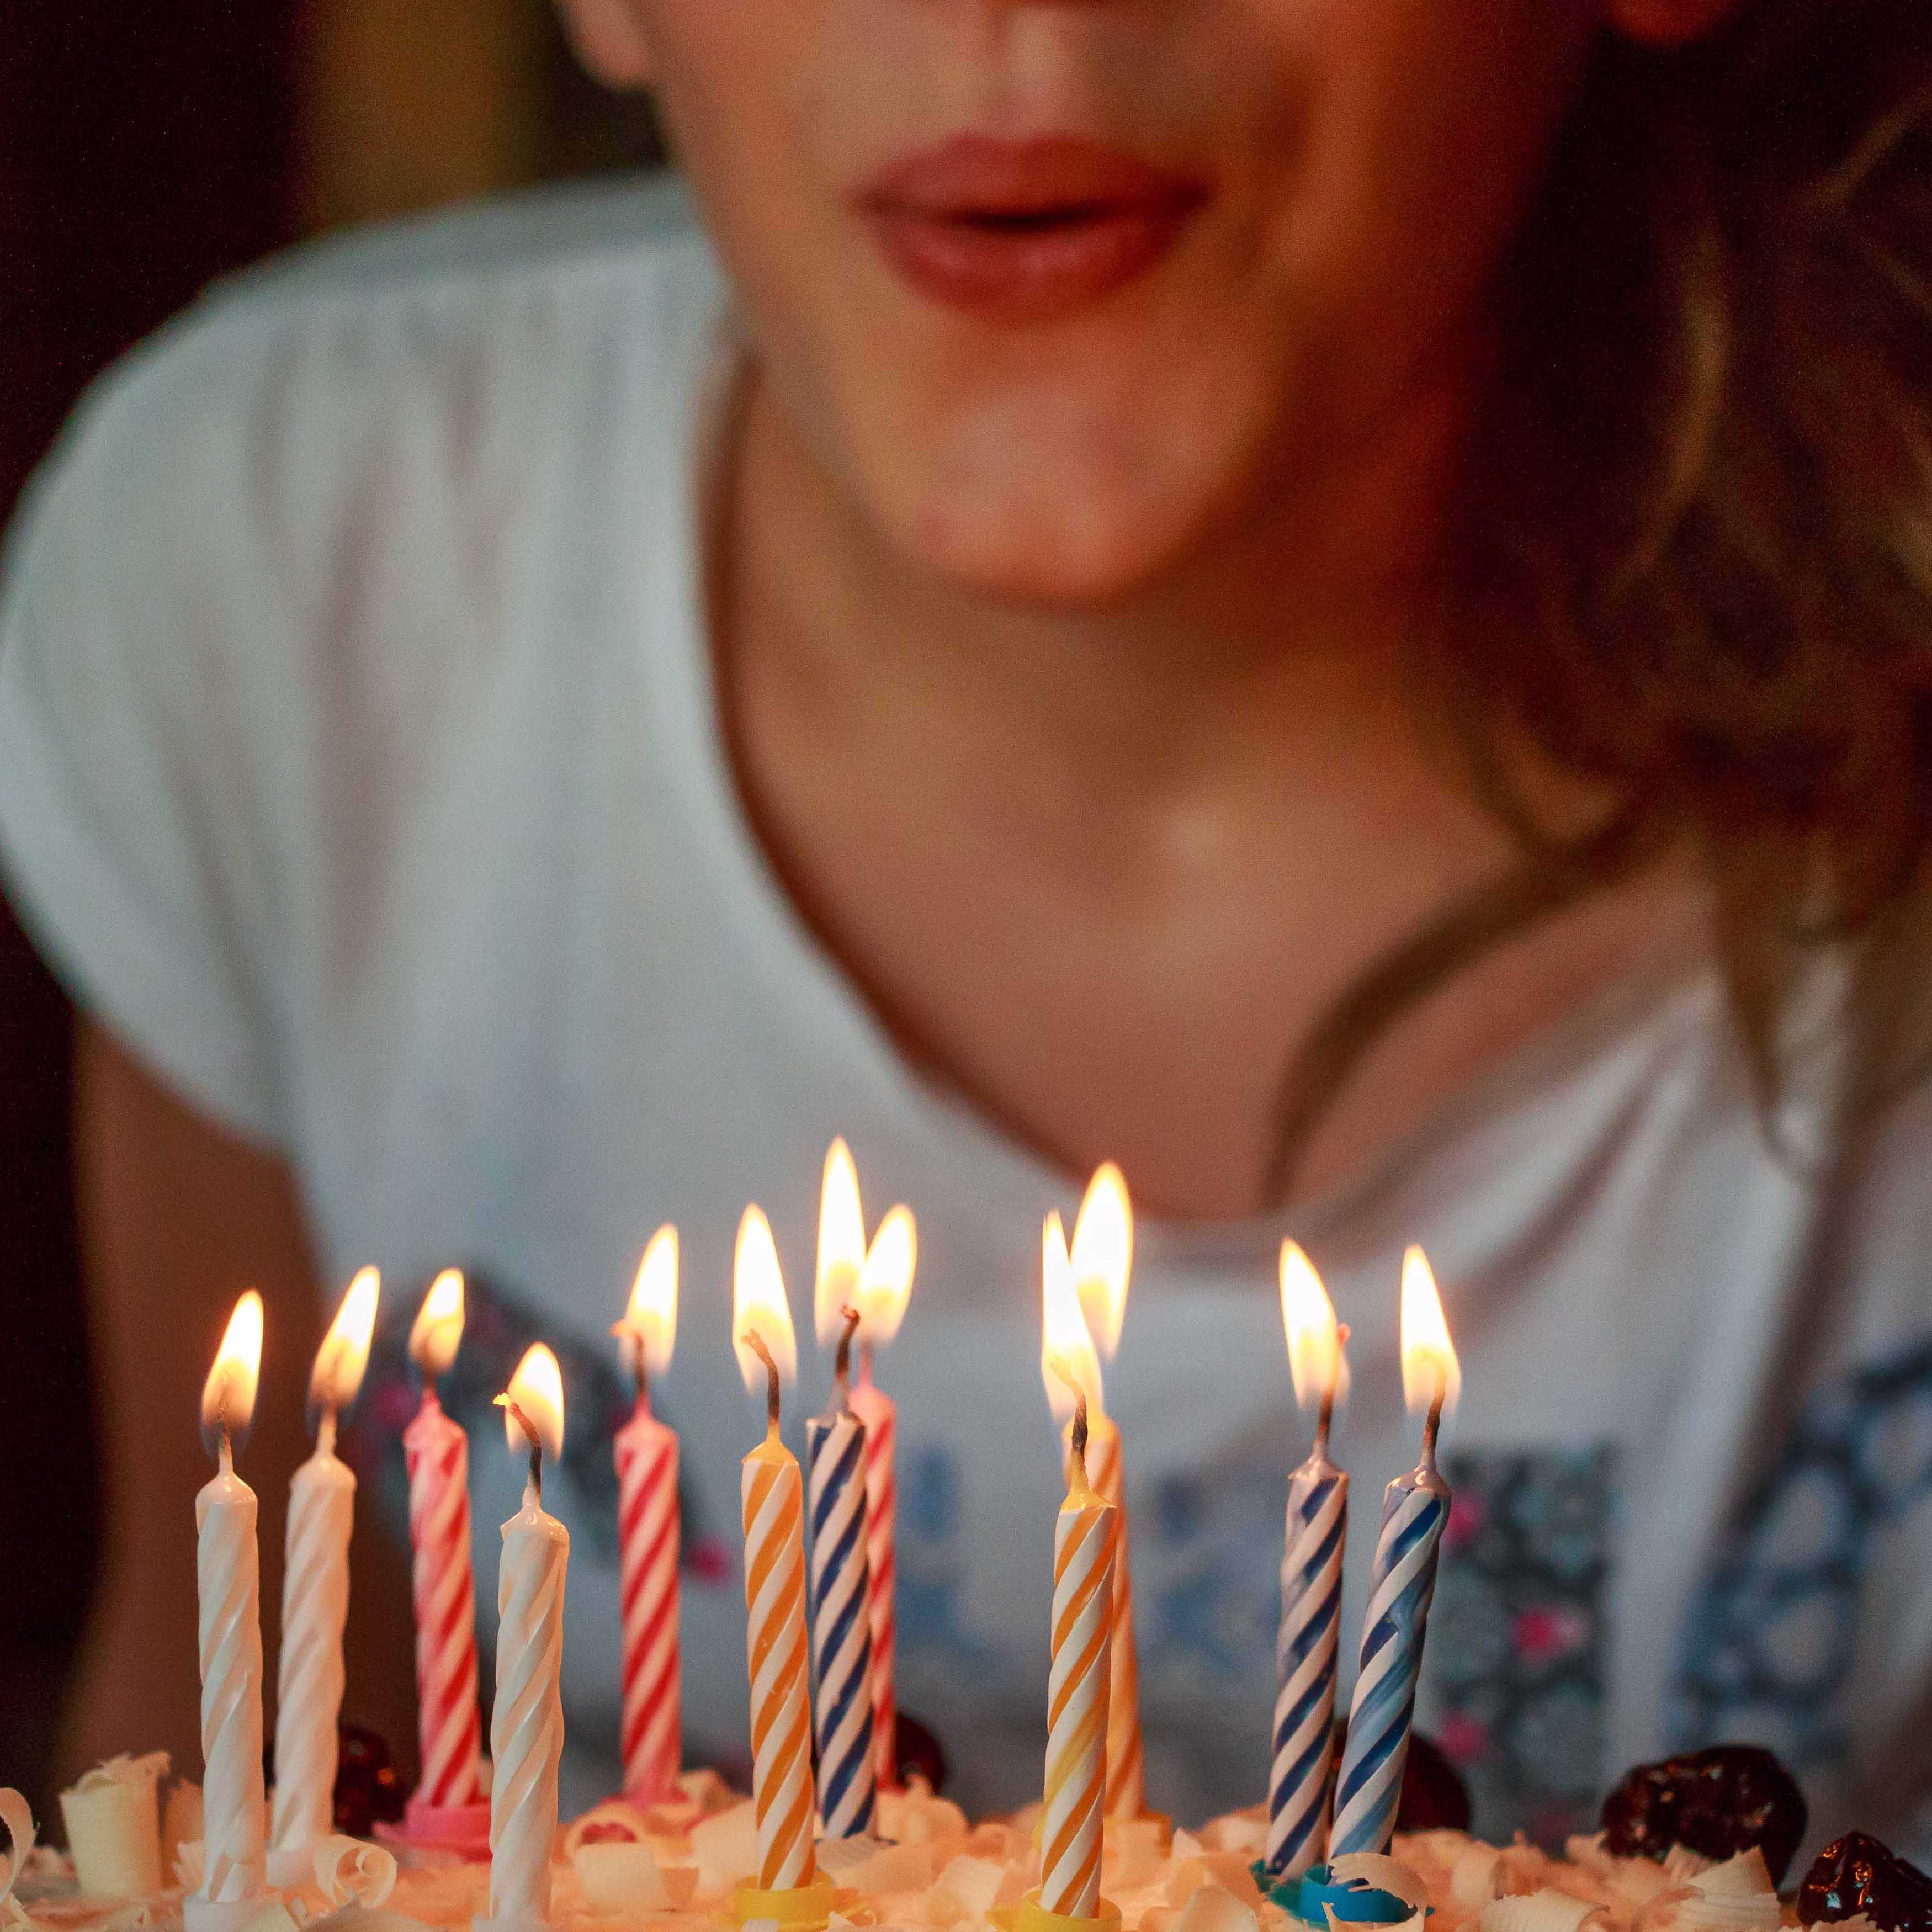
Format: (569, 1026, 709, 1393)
(4, 174, 1931, 1855)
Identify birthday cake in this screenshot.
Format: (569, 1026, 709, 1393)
(4, 1743, 1930, 1932)
(17, 1175, 1928, 1932)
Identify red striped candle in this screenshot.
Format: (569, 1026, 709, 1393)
(404, 1272, 486, 1828)
(612, 1228, 682, 1806)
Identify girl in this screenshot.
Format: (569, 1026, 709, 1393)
(4, 0, 1930, 1850)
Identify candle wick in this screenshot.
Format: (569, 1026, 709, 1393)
(1315, 1388, 1335, 1464)
(316, 1405, 338, 1460)
(218, 1423, 233, 1476)
(834, 1306, 861, 1411)
(742, 1329, 783, 1431)
(497, 1395, 546, 1501)
(1421, 1387, 1445, 1473)
(633, 1334, 651, 1414)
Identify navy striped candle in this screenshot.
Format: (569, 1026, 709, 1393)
(1326, 1444, 1449, 1857)
(1265, 1449, 1348, 1881)
(805, 1403, 877, 1839)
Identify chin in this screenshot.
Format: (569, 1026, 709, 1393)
(854, 384, 1260, 610)
(903, 490, 1194, 607)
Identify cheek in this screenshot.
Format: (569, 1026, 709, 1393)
(1255, 0, 1596, 381)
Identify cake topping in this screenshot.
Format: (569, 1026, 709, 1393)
(1399, 1732, 1473, 1834)
(330, 1724, 405, 1839)
(1599, 1745, 1806, 1885)
(1798, 1832, 1932, 1931)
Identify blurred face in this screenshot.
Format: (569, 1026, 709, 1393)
(571, 0, 1602, 604)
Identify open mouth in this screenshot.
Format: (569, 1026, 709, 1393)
(858, 135, 1210, 323)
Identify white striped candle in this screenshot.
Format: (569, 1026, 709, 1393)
(486, 1351, 570, 1932)
(190, 1294, 268, 1932)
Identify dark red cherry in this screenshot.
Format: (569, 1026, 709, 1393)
(333, 1723, 407, 1838)
(893, 1710, 949, 1795)
(1398, 1732, 1474, 1833)
(1800, 1833, 1932, 1931)
(1600, 1744, 1806, 1886)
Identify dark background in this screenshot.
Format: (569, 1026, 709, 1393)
(0, 0, 660, 1815)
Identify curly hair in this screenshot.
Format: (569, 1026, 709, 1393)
(1266, 0, 1932, 1202)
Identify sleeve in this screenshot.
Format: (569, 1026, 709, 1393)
(0, 315, 294, 1148)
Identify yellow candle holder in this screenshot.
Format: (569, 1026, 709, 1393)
(729, 1876, 840, 1932)
(1013, 1891, 1123, 1932)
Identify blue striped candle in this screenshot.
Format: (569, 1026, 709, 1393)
(1265, 1445, 1347, 1881)
(806, 1339, 877, 1839)
(1326, 1431, 1449, 1858)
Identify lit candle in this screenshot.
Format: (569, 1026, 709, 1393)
(269, 1268, 379, 1873)
(1264, 1244, 1351, 1885)
(815, 1143, 917, 1792)
(733, 1208, 832, 1926)
(1327, 1248, 1460, 1859)
(402, 1270, 489, 1843)
(483, 1346, 569, 1932)
(1062, 1167, 1144, 1819)
(1036, 1362, 1117, 1924)
(612, 1225, 682, 1806)
(805, 1308, 875, 1839)
(190, 1293, 268, 1932)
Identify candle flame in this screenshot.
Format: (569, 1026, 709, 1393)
(734, 1204, 798, 1393)
(500, 1342, 565, 1460)
(409, 1268, 465, 1378)
(617, 1224, 679, 1378)
(1400, 1245, 1461, 1418)
(200, 1291, 264, 1443)
(814, 1138, 866, 1349)
(856, 1205, 916, 1347)
(310, 1265, 380, 1413)
(1041, 1212, 1103, 1424)
(1069, 1162, 1132, 1362)
(1280, 1241, 1350, 1411)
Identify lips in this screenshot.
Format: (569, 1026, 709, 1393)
(857, 134, 1209, 323)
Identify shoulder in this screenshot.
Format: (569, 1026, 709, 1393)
(10, 173, 720, 592)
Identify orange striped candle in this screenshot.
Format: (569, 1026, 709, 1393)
(732, 1208, 820, 1911)
(1041, 1384, 1117, 1921)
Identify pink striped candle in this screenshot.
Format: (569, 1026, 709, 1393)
(613, 1227, 682, 1804)
(402, 1272, 487, 1844)
(846, 1362, 898, 1791)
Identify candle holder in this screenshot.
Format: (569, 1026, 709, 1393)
(1013, 1891, 1123, 1932)
(376, 1795, 492, 1857)
(728, 1876, 840, 1931)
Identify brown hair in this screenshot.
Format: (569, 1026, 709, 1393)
(1266, 0, 1932, 1203)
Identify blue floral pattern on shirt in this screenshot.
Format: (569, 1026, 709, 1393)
(1670, 1335, 1932, 1772)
